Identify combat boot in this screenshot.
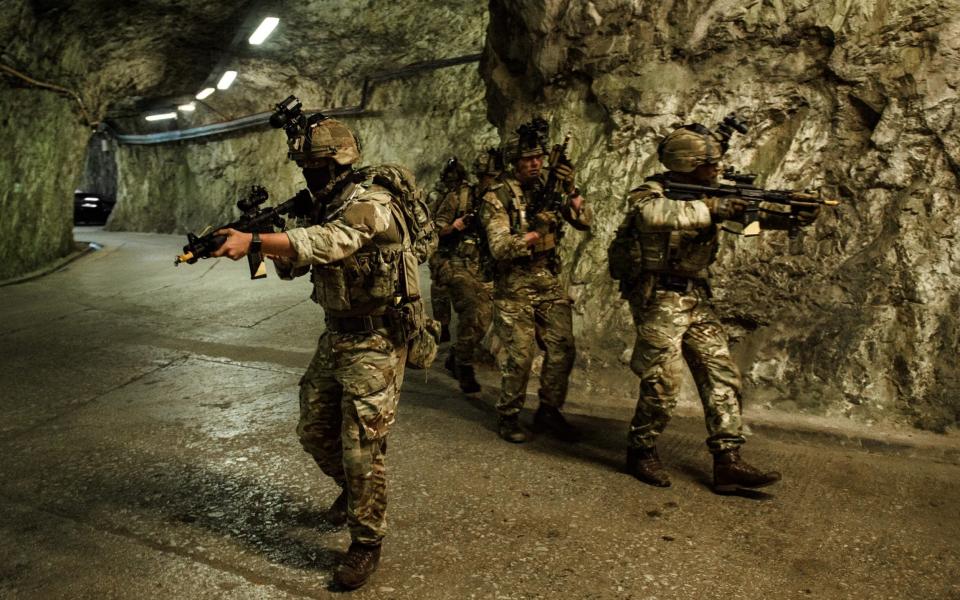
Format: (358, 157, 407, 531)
(713, 449, 782, 493)
(498, 415, 527, 443)
(457, 364, 481, 394)
(533, 404, 580, 443)
(444, 351, 456, 376)
(626, 446, 671, 488)
(333, 542, 381, 590)
(325, 488, 348, 526)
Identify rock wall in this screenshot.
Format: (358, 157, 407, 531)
(109, 62, 498, 234)
(0, 88, 88, 280)
(482, 0, 960, 430)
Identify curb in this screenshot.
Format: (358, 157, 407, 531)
(0, 241, 100, 288)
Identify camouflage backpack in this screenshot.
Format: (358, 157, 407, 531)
(359, 164, 438, 264)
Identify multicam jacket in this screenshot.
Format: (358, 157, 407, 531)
(478, 172, 592, 271)
(276, 176, 420, 318)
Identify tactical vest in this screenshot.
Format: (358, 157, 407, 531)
(309, 181, 421, 318)
(490, 175, 560, 257)
(439, 183, 484, 264)
(610, 180, 720, 300)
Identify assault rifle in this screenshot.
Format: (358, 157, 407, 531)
(659, 168, 840, 237)
(174, 185, 314, 279)
(525, 134, 572, 221)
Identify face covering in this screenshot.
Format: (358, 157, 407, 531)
(302, 165, 335, 192)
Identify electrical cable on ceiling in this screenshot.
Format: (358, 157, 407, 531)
(110, 53, 482, 145)
(0, 63, 95, 127)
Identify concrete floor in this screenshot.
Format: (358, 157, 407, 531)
(1, 228, 958, 599)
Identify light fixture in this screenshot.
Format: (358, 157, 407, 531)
(145, 112, 177, 122)
(216, 70, 237, 90)
(248, 17, 279, 45)
(195, 87, 215, 100)
(178, 102, 196, 112)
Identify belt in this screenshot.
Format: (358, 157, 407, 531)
(326, 314, 390, 333)
(513, 249, 555, 266)
(655, 274, 708, 293)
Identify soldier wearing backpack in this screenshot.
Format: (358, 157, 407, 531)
(212, 115, 437, 590)
(477, 119, 591, 444)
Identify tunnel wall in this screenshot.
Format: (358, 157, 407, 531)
(108, 62, 497, 235)
(482, 0, 960, 430)
(0, 88, 88, 280)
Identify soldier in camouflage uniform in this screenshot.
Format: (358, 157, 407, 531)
(432, 149, 502, 393)
(610, 124, 819, 492)
(427, 158, 468, 345)
(478, 121, 591, 443)
(212, 116, 429, 589)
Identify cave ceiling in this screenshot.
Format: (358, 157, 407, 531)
(3, 0, 486, 131)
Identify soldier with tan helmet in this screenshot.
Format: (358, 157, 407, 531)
(431, 148, 502, 393)
(608, 120, 819, 492)
(477, 119, 591, 444)
(212, 108, 436, 589)
(427, 158, 469, 347)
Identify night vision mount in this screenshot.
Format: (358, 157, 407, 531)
(516, 116, 550, 153)
(269, 95, 305, 139)
(714, 112, 748, 153)
(269, 95, 330, 148)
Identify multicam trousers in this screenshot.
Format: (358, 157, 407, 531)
(446, 259, 493, 367)
(492, 265, 576, 417)
(429, 258, 453, 328)
(628, 288, 745, 453)
(297, 329, 407, 545)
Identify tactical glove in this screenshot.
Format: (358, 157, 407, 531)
(552, 161, 576, 194)
(530, 211, 558, 234)
(703, 197, 748, 220)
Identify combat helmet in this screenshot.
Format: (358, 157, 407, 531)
(287, 115, 361, 166)
(657, 124, 723, 173)
(474, 147, 504, 176)
(505, 117, 549, 163)
(440, 157, 468, 185)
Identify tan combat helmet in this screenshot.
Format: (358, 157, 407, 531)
(473, 147, 504, 176)
(657, 124, 723, 173)
(504, 116, 549, 163)
(287, 117, 361, 166)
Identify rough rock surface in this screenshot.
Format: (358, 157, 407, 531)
(107, 0, 497, 235)
(4, 0, 958, 430)
(0, 88, 87, 280)
(482, 0, 960, 430)
(2, 0, 496, 270)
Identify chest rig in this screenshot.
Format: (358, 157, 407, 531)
(494, 176, 561, 258)
(309, 180, 420, 318)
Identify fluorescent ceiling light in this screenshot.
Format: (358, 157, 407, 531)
(195, 87, 215, 100)
(248, 17, 279, 45)
(145, 112, 177, 122)
(216, 70, 237, 90)
(178, 102, 196, 112)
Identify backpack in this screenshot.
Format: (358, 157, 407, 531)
(360, 164, 438, 264)
(359, 164, 440, 368)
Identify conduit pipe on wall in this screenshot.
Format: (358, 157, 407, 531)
(112, 53, 482, 146)
(0, 63, 95, 127)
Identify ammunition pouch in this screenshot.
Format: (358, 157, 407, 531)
(384, 300, 439, 369)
